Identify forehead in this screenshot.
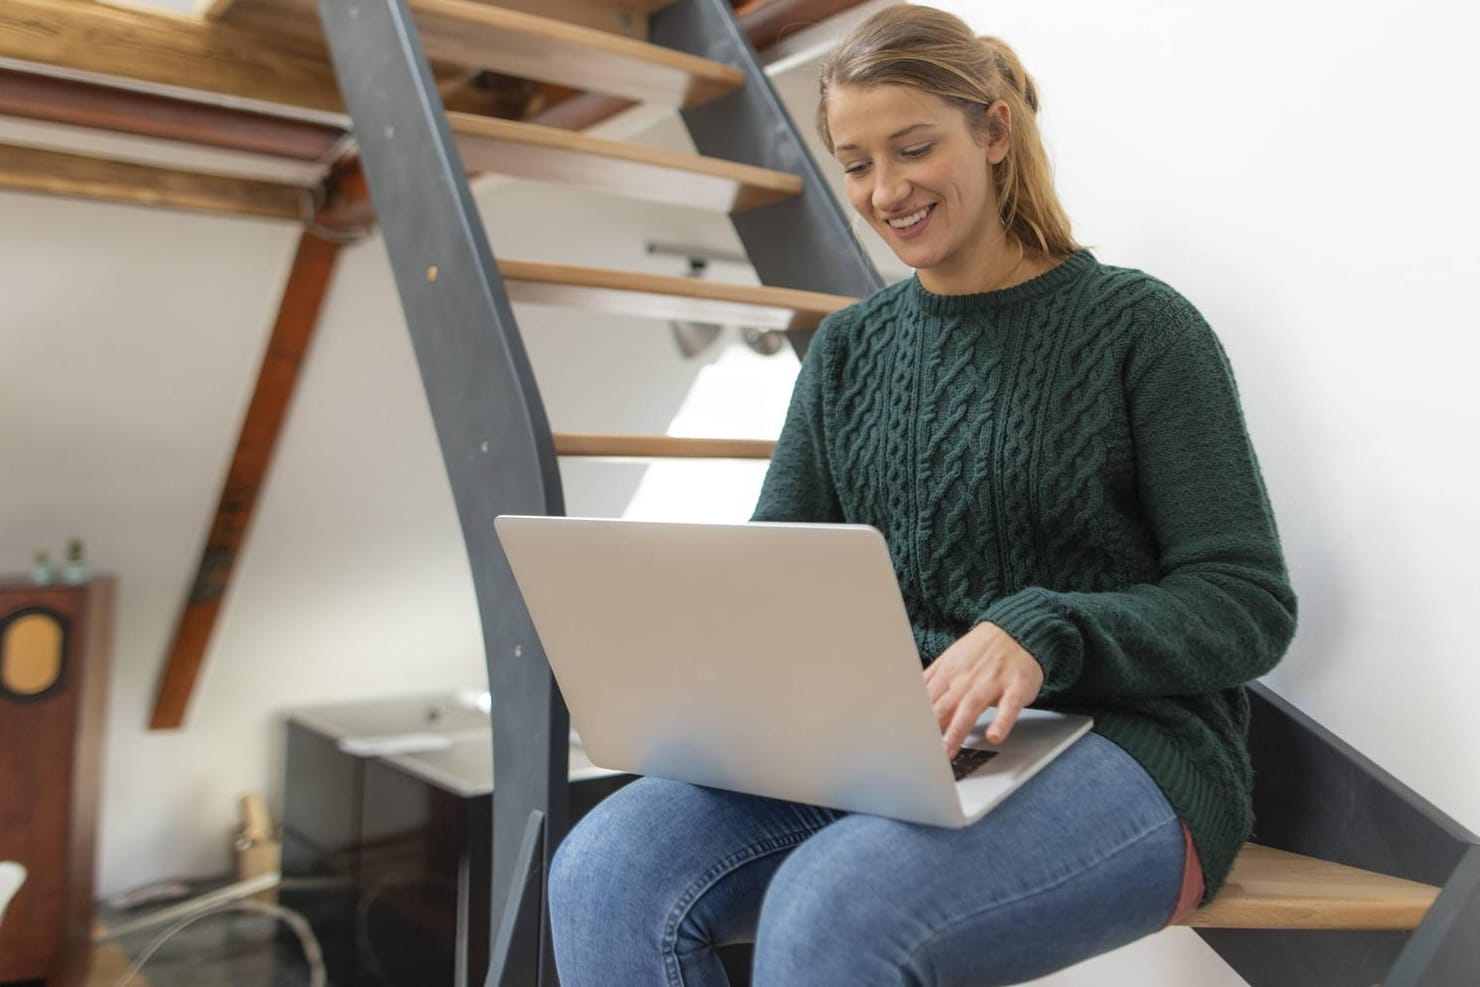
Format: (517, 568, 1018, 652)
(826, 83, 960, 150)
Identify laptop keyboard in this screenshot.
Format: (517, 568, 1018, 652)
(950, 746, 999, 780)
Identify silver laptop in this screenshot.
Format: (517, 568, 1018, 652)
(494, 516, 1092, 828)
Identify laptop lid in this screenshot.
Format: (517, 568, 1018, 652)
(494, 516, 1086, 827)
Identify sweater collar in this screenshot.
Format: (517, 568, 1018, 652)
(905, 249, 1097, 317)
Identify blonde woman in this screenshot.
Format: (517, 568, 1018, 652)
(549, 6, 1296, 984)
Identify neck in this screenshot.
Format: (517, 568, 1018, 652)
(918, 233, 1042, 295)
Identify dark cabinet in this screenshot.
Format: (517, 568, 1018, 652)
(279, 695, 630, 986)
(0, 577, 113, 985)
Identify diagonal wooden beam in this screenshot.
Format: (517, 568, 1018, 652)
(0, 0, 346, 114)
(0, 141, 306, 219)
(0, 67, 345, 160)
(149, 227, 343, 730)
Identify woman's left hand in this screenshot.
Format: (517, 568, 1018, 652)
(924, 622, 1044, 757)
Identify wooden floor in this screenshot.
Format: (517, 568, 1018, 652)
(85, 933, 147, 986)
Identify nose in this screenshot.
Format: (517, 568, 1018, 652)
(871, 161, 911, 214)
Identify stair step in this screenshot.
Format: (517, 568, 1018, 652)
(452, 113, 800, 213)
(499, 258, 852, 331)
(554, 434, 775, 460)
(209, 0, 738, 106)
(412, 0, 742, 107)
(1180, 843, 1441, 930)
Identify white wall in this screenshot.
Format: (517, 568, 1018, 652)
(0, 165, 752, 894)
(904, 1, 1478, 982)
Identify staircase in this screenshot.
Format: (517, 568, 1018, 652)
(303, 0, 1480, 983)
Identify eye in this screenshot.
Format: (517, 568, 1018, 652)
(901, 142, 933, 159)
(842, 160, 871, 177)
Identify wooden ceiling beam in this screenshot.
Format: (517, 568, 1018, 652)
(0, 68, 345, 161)
(732, 0, 872, 51)
(0, 0, 346, 114)
(0, 142, 306, 220)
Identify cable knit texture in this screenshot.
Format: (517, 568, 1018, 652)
(752, 250, 1298, 899)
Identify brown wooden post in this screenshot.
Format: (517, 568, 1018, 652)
(148, 229, 343, 729)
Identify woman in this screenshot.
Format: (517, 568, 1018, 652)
(549, 6, 1297, 985)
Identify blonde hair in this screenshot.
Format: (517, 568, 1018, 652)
(817, 5, 1079, 258)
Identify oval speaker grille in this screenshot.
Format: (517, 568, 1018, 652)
(2, 611, 66, 698)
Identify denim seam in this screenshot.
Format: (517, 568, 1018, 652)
(661, 826, 823, 987)
(898, 814, 1183, 980)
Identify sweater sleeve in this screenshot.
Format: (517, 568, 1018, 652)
(751, 317, 845, 524)
(977, 307, 1298, 702)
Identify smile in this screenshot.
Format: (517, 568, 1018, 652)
(884, 204, 935, 240)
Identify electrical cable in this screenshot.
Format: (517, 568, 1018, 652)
(95, 871, 281, 942)
(111, 898, 326, 987)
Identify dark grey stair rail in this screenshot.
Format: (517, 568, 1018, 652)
(1198, 683, 1480, 985)
(314, 0, 568, 982)
(313, 0, 882, 983)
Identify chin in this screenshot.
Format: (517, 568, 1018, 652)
(894, 248, 945, 274)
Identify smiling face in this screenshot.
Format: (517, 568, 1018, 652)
(826, 83, 1011, 294)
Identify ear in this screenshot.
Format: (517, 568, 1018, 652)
(983, 100, 1011, 166)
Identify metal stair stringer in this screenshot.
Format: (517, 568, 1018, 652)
(314, 0, 570, 982)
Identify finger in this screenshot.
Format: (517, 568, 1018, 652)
(933, 674, 971, 730)
(933, 684, 959, 732)
(987, 692, 1024, 745)
(923, 648, 958, 696)
(923, 659, 942, 694)
(943, 690, 991, 758)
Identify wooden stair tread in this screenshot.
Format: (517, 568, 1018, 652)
(498, 258, 852, 331)
(1179, 844, 1441, 930)
(204, 0, 679, 30)
(451, 113, 800, 213)
(212, 0, 742, 107)
(554, 434, 775, 459)
(412, 0, 743, 108)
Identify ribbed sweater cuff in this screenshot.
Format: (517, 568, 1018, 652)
(978, 589, 1082, 693)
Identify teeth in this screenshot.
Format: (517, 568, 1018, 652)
(888, 206, 930, 228)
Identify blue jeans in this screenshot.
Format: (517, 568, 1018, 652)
(549, 733, 1186, 987)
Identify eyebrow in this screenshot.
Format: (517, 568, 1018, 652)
(833, 122, 935, 153)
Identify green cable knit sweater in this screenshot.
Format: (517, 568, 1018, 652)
(752, 250, 1298, 898)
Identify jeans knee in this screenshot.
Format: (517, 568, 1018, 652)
(755, 845, 913, 984)
(547, 815, 600, 928)
(549, 783, 689, 937)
